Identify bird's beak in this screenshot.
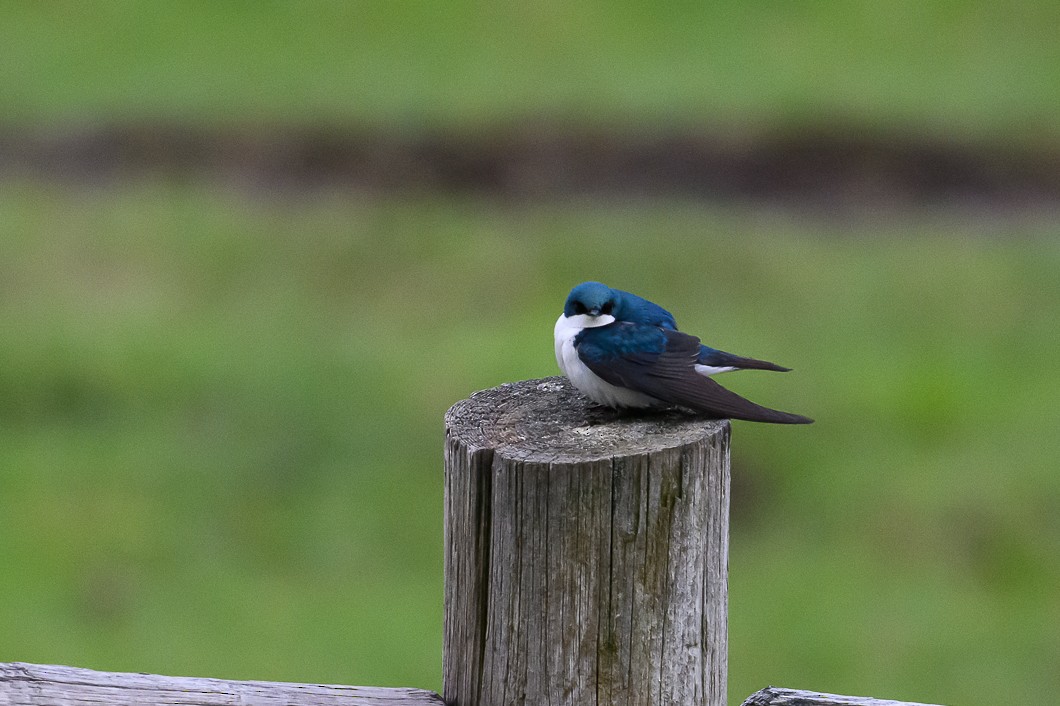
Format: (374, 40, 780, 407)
(588, 307, 601, 317)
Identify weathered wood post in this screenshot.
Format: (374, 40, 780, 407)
(444, 377, 730, 706)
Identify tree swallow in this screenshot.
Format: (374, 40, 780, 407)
(554, 281, 813, 424)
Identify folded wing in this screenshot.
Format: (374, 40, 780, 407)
(577, 323, 813, 424)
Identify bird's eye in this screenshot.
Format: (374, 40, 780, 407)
(600, 302, 614, 315)
(573, 302, 588, 315)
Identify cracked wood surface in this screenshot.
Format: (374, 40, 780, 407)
(0, 662, 444, 706)
(444, 377, 730, 706)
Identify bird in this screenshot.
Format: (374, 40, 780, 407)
(553, 281, 813, 424)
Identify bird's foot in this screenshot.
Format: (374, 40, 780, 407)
(584, 404, 624, 425)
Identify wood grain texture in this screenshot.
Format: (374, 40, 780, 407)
(741, 686, 945, 706)
(0, 662, 444, 706)
(444, 377, 730, 706)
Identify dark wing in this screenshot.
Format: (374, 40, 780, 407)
(577, 323, 813, 424)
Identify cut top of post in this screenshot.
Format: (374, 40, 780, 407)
(445, 376, 728, 464)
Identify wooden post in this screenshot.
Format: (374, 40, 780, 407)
(443, 377, 730, 706)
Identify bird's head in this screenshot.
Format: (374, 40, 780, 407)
(563, 281, 619, 321)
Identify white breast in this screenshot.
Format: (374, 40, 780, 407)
(553, 314, 659, 409)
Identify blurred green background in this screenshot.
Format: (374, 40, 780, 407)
(2, 4, 1059, 705)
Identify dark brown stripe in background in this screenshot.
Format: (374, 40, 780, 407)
(2, 122, 1058, 213)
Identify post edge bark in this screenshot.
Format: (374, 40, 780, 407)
(443, 377, 730, 706)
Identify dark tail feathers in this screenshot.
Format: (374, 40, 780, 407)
(698, 345, 792, 372)
(730, 407, 814, 425)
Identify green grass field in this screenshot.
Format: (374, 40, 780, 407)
(2, 3, 1059, 705)
(2, 185, 1058, 704)
(3, 2, 1059, 140)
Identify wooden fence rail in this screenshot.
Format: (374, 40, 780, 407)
(0, 378, 945, 706)
(0, 662, 443, 706)
(741, 686, 943, 706)
(0, 663, 944, 706)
